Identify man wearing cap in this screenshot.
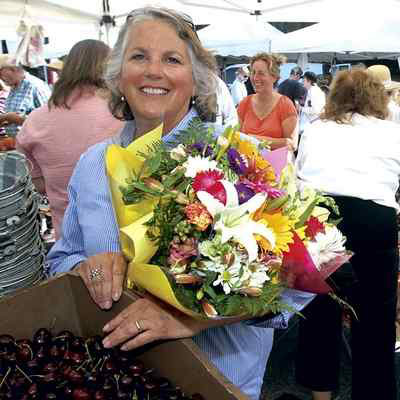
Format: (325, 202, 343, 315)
(278, 66, 307, 112)
(230, 66, 249, 107)
(367, 64, 400, 124)
(0, 54, 50, 137)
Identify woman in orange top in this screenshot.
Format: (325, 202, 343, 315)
(238, 53, 298, 150)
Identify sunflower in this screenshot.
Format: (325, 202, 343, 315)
(255, 212, 295, 255)
(237, 139, 258, 158)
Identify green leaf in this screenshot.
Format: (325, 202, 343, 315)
(142, 152, 162, 176)
(203, 283, 218, 301)
(163, 170, 184, 189)
(129, 181, 162, 196)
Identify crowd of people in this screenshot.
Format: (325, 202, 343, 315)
(0, 5, 400, 400)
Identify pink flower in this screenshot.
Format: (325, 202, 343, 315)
(168, 238, 198, 266)
(241, 178, 284, 198)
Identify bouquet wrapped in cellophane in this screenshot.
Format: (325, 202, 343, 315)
(106, 119, 352, 319)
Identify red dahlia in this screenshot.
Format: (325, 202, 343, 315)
(305, 216, 326, 240)
(193, 170, 224, 192)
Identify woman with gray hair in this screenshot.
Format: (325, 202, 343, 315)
(47, 7, 277, 399)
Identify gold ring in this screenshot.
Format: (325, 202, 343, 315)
(135, 319, 143, 333)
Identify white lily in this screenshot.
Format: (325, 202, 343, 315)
(197, 180, 275, 263)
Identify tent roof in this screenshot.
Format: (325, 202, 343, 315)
(2, 0, 399, 60)
(271, 0, 400, 61)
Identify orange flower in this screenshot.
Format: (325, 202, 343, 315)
(185, 202, 212, 231)
(247, 158, 276, 184)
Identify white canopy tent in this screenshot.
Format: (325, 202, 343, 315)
(0, 0, 327, 57)
(2, 0, 399, 61)
(197, 17, 284, 57)
(271, 0, 400, 63)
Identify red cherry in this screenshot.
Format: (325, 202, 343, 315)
(70, 351, 85, 366)
(33, 328, 52, 348)
(43, 362, 58, 374)
(93, 390, 106, 400)
(68, 369, 84, 385)
(127, 360, 144, 376)
(16, 340, 33, 363)
(72, 387, 91, 400)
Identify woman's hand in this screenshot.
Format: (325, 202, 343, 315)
(76, 252, 127, 310)
(102, 295, 207, 351)
(102, 294, 245, 351)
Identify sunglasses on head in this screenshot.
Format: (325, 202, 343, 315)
(126, 8, 198, 37)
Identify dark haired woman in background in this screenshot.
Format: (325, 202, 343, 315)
(17, 39, 123, 239)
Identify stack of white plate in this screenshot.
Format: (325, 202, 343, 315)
(0, 151, 45, 296)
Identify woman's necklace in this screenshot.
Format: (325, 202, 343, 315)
(253, 93, 278, 120)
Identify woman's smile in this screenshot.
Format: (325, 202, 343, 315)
(140, 86, 169, 95)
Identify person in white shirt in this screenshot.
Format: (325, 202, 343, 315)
(367, 64, 400, 124)
(230, 66, 249, 106)
(295, 68, 399, 400)
(214, 75, 238, 129)
(301, 71, 326, 127)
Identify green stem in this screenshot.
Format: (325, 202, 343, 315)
(0, 368, 11, 391)
(15, 365, 32, 383)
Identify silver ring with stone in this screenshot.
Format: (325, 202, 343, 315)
(89, 267, 104, 282)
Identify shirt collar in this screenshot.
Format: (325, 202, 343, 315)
(119, 108, 199, 148)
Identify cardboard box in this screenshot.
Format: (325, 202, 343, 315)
(0, 274, 249, 400)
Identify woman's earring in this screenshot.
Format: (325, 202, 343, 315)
(121, 95, 125, 102)
(191, 97, 195, 106)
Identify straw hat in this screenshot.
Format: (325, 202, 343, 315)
(0, 54, 17, 70)
(367, 65, 400, 91)
(47, 59, 63, 71)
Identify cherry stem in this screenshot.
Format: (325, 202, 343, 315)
(15, 365, 33, 383)
(49, 317, 57, 334)
(91, 358, 102, 373)
(0, 367, 11, 390)
(84, 342, 93, 363)
(56, 380, 68, 389)
(99, 357, 106, 372)
(113, 374, 120, 392)
(76, 359, 89, 372)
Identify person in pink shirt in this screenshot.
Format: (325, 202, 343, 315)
(16, 39, 124, 239)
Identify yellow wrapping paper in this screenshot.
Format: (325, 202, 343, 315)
(105, 124, 203, 318)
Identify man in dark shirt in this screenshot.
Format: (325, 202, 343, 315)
(278, 66, 307, 112)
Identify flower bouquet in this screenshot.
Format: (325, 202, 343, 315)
(105, 120, 352, 319)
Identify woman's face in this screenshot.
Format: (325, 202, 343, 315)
(119, 19, 194, 130)
(250, 60, 276, 94)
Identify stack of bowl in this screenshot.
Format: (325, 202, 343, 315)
(0, 151, 45, 296)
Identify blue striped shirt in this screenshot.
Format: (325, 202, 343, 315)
(47, 109, 313, 399)
(5, 72, 50, 136)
